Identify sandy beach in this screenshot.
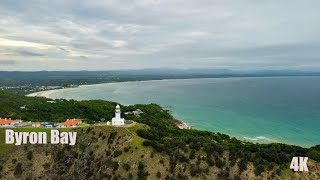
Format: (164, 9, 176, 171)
(27, 88, 73, 98)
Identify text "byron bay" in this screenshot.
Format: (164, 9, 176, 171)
(5, 129, 77, 145)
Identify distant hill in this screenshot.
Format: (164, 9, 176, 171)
(1, 69, 320, 79)
(1, 69, 320, 94)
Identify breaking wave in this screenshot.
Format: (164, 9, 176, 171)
(242, 136, 272, 142)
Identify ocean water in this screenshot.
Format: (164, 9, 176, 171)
(44, 77, 320, 147)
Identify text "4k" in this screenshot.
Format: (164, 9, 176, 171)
(290, 157, 308, 172)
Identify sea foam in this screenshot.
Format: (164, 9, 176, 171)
(243, 136, 272, 142)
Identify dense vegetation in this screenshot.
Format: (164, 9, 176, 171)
(0, 90, 320, 179)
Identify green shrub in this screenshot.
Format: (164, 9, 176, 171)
(14, 163, 22, 177)
(113, 150, 122, 157)
(156, 171, 161, 178)
(137, 162, 148, 180)
(27, 151, 33, 160)
(123, 163, 131, 171)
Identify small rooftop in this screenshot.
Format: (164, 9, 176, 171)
(64, 119, 81, 126)
(0, 118, 17, 125)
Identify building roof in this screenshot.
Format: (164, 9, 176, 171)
(0, 118, 17, 125)
(33, 122, 40, 124)
(64, 119, 81, 126)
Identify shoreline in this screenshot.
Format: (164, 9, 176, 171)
(175, 119, 190, 129)
(24, 77, 316, 147)
(27, 89, 62, 98)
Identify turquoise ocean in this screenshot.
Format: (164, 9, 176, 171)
(43, 76, 320, 147)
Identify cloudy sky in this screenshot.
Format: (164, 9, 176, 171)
(0, 0, 320, 71)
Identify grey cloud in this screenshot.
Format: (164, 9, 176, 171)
(14, 50, 45, 57)
(0, 60, 15, 65)
(0, 0, 320, 71)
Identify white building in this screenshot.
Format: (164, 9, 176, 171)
(112, 104, 125, 126)
(132, 109, 143, 117)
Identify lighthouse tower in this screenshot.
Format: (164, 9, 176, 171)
(112, 104, 125, 125)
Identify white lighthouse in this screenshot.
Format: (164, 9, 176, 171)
(112, 104, 125, 125)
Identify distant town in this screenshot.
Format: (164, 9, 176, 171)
(0, 84, 77, 94)
(0, 117, 84, 128)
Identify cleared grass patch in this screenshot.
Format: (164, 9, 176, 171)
(78, 123, 90, 127)
(126, 123, 149, 150)
(0, 129, 14, 158)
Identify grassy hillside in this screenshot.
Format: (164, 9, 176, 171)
(0, 90, 320, 179)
